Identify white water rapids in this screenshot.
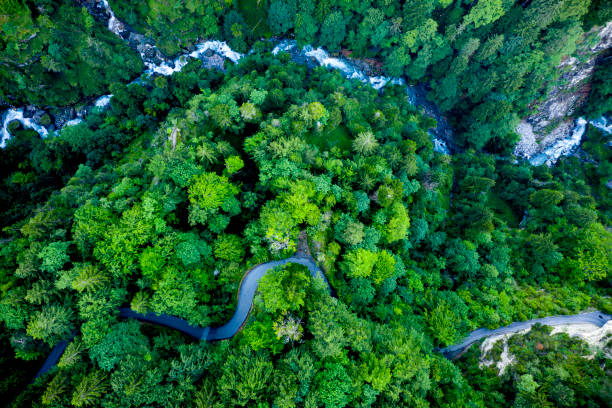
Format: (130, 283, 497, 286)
(272, 40, 401, 90)
(2, 0, 606, 162)
(101, 0, 123, 36)
(1, 109, 49, 148)
(94, 94, 112, 108)
(0, 93, 115, 148)
(0, 36, 451, 152)
(522, 116, 611, 166)
(590, 115, 612, 134)
(1, 0, 453, 152)
(142, 41, 242, 76)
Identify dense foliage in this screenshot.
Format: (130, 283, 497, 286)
(0, 0, 142, 106)
(1, 0, 611, 407)
(107, 0, 611, 150)
(1, 45, 611, 406)
(459, 324, 611, 407)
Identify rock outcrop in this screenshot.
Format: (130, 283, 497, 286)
(515, 22, 612, 160)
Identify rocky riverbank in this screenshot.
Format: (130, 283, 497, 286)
(515, 22, 612, 163)
(4, 1, 607, 160)
(2, 31, 451, 152)
(272, 40, 453, 153)
(0, 94, 113, 148)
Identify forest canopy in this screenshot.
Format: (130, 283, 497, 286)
(105, 0, 612, 150)
(0, 0, 611, 407)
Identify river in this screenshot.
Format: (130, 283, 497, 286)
(522, 116, 612, 166)
(1, 0, 451, 154)
(7, 0, 612, 382)
(3, 1, 610, 161)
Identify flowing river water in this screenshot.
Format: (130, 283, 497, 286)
(3, 0, 610, 160)
(1, 0, 455, 152)
(5, 0, 609, 381)
(3, 0, 611, 160)
(520, 116, 612, 166)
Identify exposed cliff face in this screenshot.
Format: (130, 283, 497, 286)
(515, 22, 612, 161)
(479, 321, 612, 376)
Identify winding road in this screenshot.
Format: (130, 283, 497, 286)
(440, 311, 611, 359)
(34, 255, 329, 378)
(23, 1, 612, 381)
(34, 251, 611, 380)
(119, 256, 329, 341)
(208, 256, 329, 340)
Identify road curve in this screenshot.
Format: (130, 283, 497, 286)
(33, 253, 609, 379)
(31, 337, 72, 381)
(440, 311, 611, 359)
(118, 308, 208, 339)
(119, 255, 330, 341)
(34, 256, 328, 379)
(207, 255, 329, 340)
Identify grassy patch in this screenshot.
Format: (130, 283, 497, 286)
(306, 126, 352, 152)
(238, 0, 272, 39)
(487, 191, 519, 227)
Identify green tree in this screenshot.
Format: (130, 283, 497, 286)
(38, 241, 71, 274)
(383, 201, 410, 243)
(26, 304, 73, 346)
(461, 0, 505, 29)
(530, 189, 564, 208)
(72, 264, 109, 293)
(341, 248, 378, 280)
(239, 102, 259, 122)
(372, 250, 395, 284)
(224, 155, 245, 175)
(295, 12, 318, 46)
(316, 362, 352, 408)
(58, 338, 85, 369)
(334, 214, 365, 246)
(268, 1, 295, 35)
(320, 11, 346, 51)
(194, 380, 218, 408)
(219, 347, 274, 406)
(71, 371, 108, 407)
(258, 263, 310, 313)
(213, 234, 245, 262)
(425, 303, 458, 346)
(359, 352, 391, 392)
(89, 321, 150, 371)
(352, 131, 379, 155)
(151, 268, 200, 320)
(42, 373, 69, 405)
(188, 172, 240, 226)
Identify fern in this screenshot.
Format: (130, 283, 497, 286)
(58, 338, 85, 368)
(42, 373, 68, 405)
(71, 370, 108, 407)
(72, 264, 109, 293)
